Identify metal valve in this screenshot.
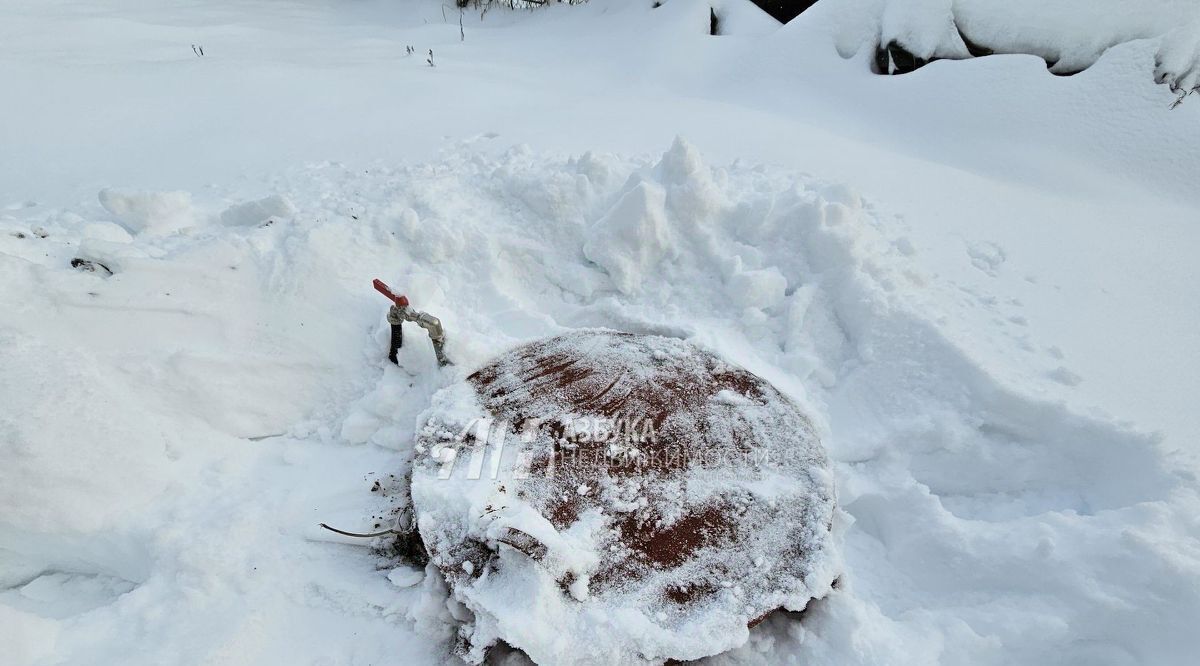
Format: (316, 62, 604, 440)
(374, 279, 451, 367)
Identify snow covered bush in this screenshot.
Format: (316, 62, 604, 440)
(813, 0, 1200, 98)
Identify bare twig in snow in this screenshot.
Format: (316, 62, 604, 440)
(1170, 88, 1197, 110)
(319, 523, 398, 538)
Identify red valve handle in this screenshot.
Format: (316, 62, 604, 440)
(373, 279, 409, 307)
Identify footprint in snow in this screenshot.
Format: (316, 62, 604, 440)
(0, 570, 138, 620)
(1048, 366, 1083, 386)
(966, 240, 1006, 277)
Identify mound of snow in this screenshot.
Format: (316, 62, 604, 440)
(1157, 13, 1200, 95)
(582, 181, 672, 295)
(3, 129, 1198, 665)
(98, 188, 198, 236)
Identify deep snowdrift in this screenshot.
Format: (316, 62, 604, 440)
(4, 135, 1198, 664)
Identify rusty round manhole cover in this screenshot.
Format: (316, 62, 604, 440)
(410, 330, 837, 664)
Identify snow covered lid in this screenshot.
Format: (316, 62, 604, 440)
(410, 330, 838, 664)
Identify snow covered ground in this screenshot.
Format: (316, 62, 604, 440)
(2, 0, 1199, 664)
